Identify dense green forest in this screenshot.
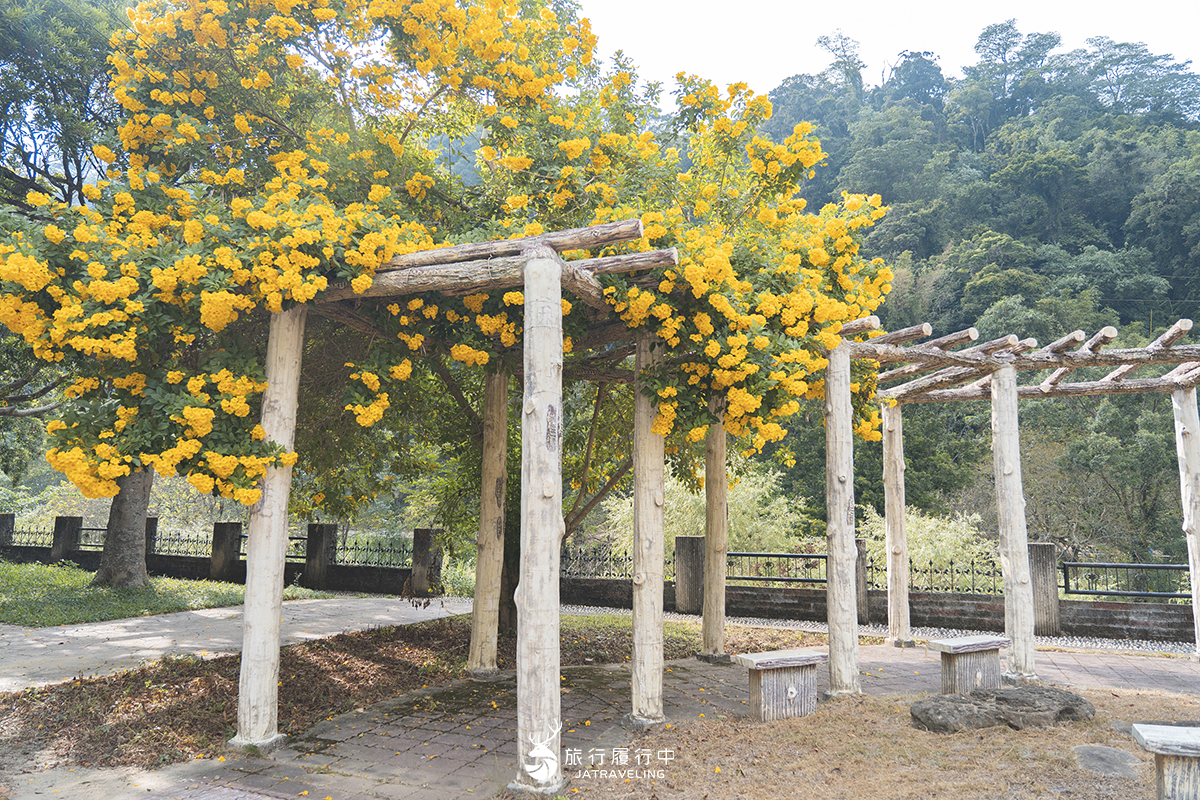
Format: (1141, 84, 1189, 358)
(760, 21, 1200, 563)
(2, 7, 1199, 568)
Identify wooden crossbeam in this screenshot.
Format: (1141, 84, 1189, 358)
(1039, 326, 1118, 391)
(964, 331, 1085, 395)
(1100, 319, 1193, 382)
(875, 334, 1013, 385)
(881, 338, 1036, 401)
(868, 322, 932, 346)
(376, 219, 645, 272)
(318, 248, 678, 303)
(908, 371, 1200, 403)
(839, 316, 881, 337)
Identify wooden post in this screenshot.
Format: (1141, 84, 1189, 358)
(700, 401, 730, 662)
(210, 521, 243, 582)
(991, 364, 1037, 682)
(510, 247, 565, 795)
(50, 516, 82, 562)
(144, 517, 158, 556)
(230, 304, 307, 753)
(881, 402, 914, 647)
(855, 538, 870, 624)
(673, 536, 705, 614)
(303, 523, 336, 590)
(1028, 542, 1061, 636)
(824, 343, 861, 696)
(631, 331, 666, 725)
(469, 367, 509, 675)
(411, 528, 439, 596)
(1171, 387, 1200, 659)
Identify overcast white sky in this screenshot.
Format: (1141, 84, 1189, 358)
(581, 0, 1199, 100)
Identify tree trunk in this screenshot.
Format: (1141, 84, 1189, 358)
(231, 304, 307, 753)
(825, 342, 861, 696)
(700, 401, 729, 661)
(91, 467, 155, 589)
(631, 330, 665, 724)
(469, 367, 509, 674)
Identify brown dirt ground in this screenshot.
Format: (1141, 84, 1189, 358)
(0, 612, 825, 773)
(548, 688, 1200, 800)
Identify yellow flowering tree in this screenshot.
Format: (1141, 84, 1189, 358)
(0, 0, 894, 579)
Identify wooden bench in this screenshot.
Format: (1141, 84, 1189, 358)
(734, 648, 827, 722)
(926, 635, 1010, 694)
(1133, 724, 1200, 799)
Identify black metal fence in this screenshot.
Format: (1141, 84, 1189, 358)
(336, 533, 413, 568)
(9, 526, 52, 547)
(1062, 561, 1192, 600)
(880, 557, 1006, 596)
(726, 551, 829, 586)
(560, 544, 677, 580)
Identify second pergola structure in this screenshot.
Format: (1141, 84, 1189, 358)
(818, 317, 1200, 691)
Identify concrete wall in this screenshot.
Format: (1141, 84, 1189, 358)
(560, 577, 1195, 643)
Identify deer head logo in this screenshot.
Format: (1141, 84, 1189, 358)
(523, 721, 562, 783)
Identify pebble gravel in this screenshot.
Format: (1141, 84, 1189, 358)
(561, 603, 1196, 656)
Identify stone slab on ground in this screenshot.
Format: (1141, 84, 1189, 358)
(911, 685, 1096, 733)
(1074, 745, 1144, 779)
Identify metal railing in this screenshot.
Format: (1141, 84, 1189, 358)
(335, 533, 413, 568)
(896, 557, 1005, 595)
(1062, 561, 1192, 599)
(76, 526, 107, 550)
(726, 551, 828, 586)
(9, 527, 53, 547)
(152, 529, 212, 557)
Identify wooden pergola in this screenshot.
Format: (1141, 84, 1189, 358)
(229, 213, 1200, 792)
(816, 317, 1200, 691)
(229, 220, 686, 794)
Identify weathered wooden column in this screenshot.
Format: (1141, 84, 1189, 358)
(700, 401, 730, 662)
(824, 342, 860, 696)
(510, 247, 566, 795)
(1028, 542, 1061, 636)
(991, 364, 1037, 682)
(673, 536, 705, 614)
(881, 402, 914, 647)
(469, 367, 509, 675)
(231, 303, 307, 752)
(631, 331, 666, 725)
(1171, 387, 1200, 658)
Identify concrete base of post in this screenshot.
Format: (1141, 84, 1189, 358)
(227, 732, 288, 755)
(626, 712, 666, 731)
(507, 776, 568, 797)
(696, 653, 732, 665)
(887, 637, 917, 648)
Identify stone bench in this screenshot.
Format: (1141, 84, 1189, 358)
(734, 648, 827, 722)
(926, 635, 1010, 694)
(1133, 724, 1200, 799)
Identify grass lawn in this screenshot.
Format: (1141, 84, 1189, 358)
(0, 560, 332, 627)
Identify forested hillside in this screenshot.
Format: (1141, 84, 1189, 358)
(762, 20, 1200, 563)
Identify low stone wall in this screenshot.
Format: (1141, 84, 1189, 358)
(560, 577, 1195, 643)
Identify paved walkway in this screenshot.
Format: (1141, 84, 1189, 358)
(0, 597, 473, 693)
(2, 598, 1200, 799)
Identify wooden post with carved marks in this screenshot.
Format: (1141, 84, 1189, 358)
(468, 368, 509, 675)
(631, 331, 666, 725)
(510, 247, 566, 794)
(825, 342, 861, 696)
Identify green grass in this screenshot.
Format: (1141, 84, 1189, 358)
(0, 560, 333, 627)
